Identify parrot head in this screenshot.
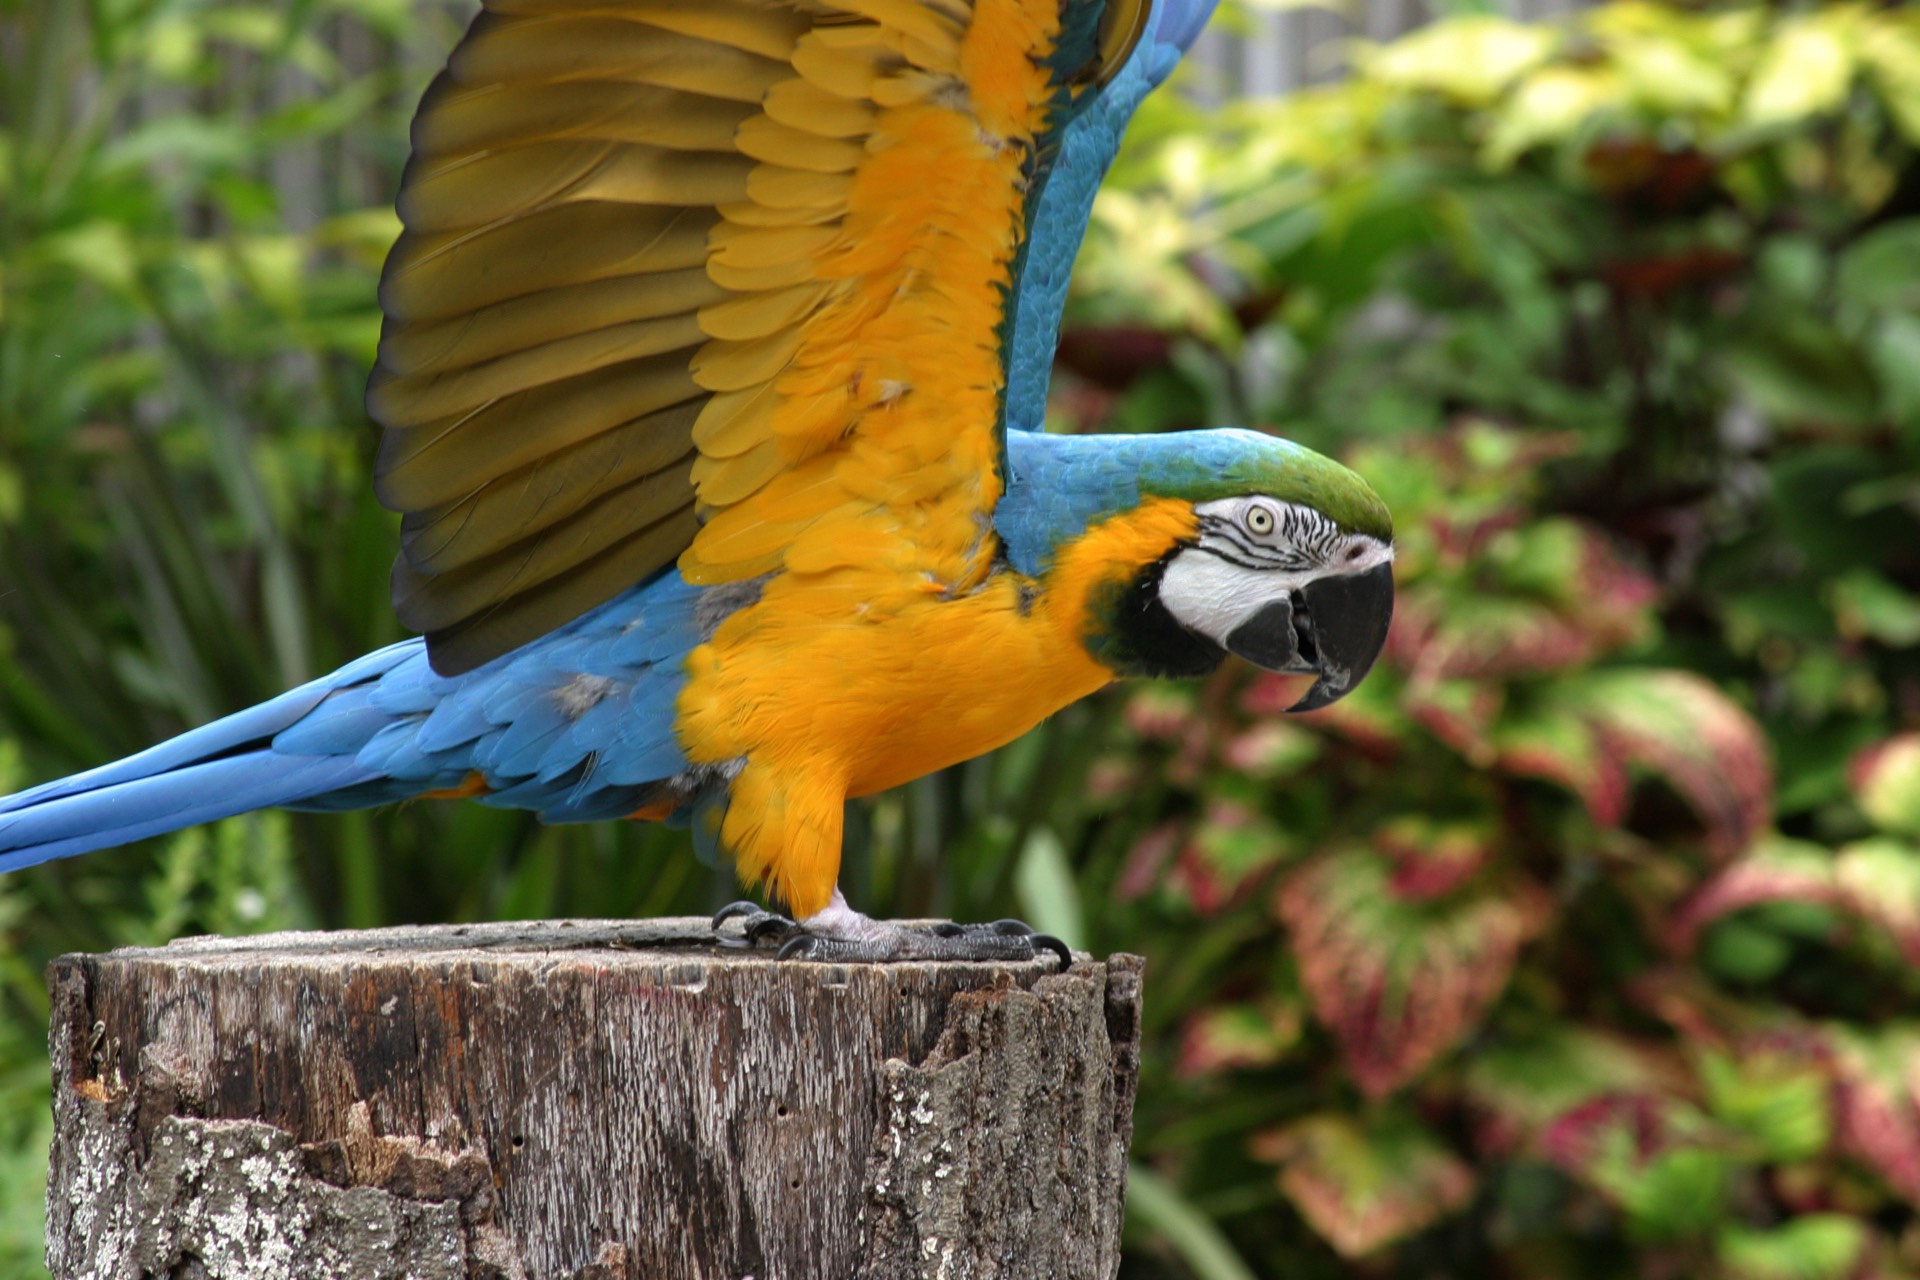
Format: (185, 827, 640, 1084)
(1071, 429, 1394, 711)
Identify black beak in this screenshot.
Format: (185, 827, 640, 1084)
(1223, 561, 1394, 712)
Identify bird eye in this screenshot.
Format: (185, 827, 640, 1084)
(1244, 504, 1275, 537)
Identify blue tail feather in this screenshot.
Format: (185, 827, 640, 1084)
(0, 753, 381, 873)
(0, 574, 714, 869)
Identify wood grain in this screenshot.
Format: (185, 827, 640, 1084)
(47, 919, 1144, 1280)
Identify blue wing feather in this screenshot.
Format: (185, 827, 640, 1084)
(999, 0, 1221, 435)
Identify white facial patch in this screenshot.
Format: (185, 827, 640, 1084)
(1158, 497, 1394, 645)
(1158, 552, 1297, 645)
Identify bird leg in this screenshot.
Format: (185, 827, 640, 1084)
(712, 890, 1071, 967)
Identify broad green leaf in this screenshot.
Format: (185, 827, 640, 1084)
(1743, 10, 1861, 126)
(1618, 1147, 1734, 1240)
(1484, 67, 1618, 169)
(1831, 569, 1920, 648)
(1361, 18, 1558, 106)
(1718, 1216, 1868, 1280)
(1721, 315, 1880, 429)
(1861, 13, 1920, 142)
(1866, 311, 1920, 423)
(1494, 698, 1626, 825)
(1277, 848, 1540, 1095)
(1403, 678, 1502, 766)
(1836, 221, 1920, 315)
(1699, 1049, 1831, 1163)
(1254, 1112, 1474, 1257)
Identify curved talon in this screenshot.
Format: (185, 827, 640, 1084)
(775, 934, 821, 961)
(990, 919, 1034, 937)
(711, 901, 762, 930)
(1031, 934, 1073, 969)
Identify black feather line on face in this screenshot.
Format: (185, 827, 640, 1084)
(1084, 552, 1228, 679)
(1201, 506, 1333, 572)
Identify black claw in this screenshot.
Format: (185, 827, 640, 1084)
(989, 919, 1034, 937)
(1031, 935, 1073, 969)
(744, 914, 797, 944)
(775, 935, 821, 961)
(711, 901, 762, 930)
(930, 921, 966, 938)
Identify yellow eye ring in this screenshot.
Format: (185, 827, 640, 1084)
(1245, 505, 1275, 536)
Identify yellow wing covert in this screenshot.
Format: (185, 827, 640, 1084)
(370, 0, 1149, 673)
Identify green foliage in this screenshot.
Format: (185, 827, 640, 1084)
(1, 2, 1918, 1277)
(1069, 3, 1920, 1275)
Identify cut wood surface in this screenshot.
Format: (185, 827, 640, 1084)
(46, 919, 1145, 1280)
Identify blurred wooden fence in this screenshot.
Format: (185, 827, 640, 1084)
(134, 0, 1601, 233)
(1191, 0, 1592, 98)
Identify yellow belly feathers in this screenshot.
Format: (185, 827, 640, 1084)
(676, 497, 1198, 915)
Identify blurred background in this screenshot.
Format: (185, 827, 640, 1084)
(3, 0, 1919, 1275)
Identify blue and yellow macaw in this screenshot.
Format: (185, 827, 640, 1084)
(0, 0, 1393, 962)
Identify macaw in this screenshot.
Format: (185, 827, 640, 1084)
(0, 0, 1393, 962)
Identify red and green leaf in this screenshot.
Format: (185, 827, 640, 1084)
(1253, 1112, 1475, 1257)
(1826, 1023, 1920, 1205)
(1376, 815, 1498, 901)
(1670, 836, 1840, 956)
(1464, 1027, 1690, 1155)
(1176, 999, 1304, 1078)
(1563, 669, 1774, 859)
(1494, 698, 1631, 822)
(1277, 847, 1543, 1096)
(1403, 677, 1503, 765)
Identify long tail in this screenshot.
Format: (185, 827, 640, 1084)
(0, 644, 418, 873)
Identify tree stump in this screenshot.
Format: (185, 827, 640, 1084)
(45, 919, 1145, 1280)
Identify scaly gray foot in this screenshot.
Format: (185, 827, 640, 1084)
(711, 899, 1071, 967)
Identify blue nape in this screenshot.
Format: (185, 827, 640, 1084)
(995, 429, 1221, 574)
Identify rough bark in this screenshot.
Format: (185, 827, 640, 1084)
(46, 919, 1145, 1280)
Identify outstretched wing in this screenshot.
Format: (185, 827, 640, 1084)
(370, 0, 1174, 674)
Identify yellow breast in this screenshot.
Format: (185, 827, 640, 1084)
(674, 498, 1198, 915)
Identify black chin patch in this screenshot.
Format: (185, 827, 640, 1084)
(1086, 555, 1227, 680)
